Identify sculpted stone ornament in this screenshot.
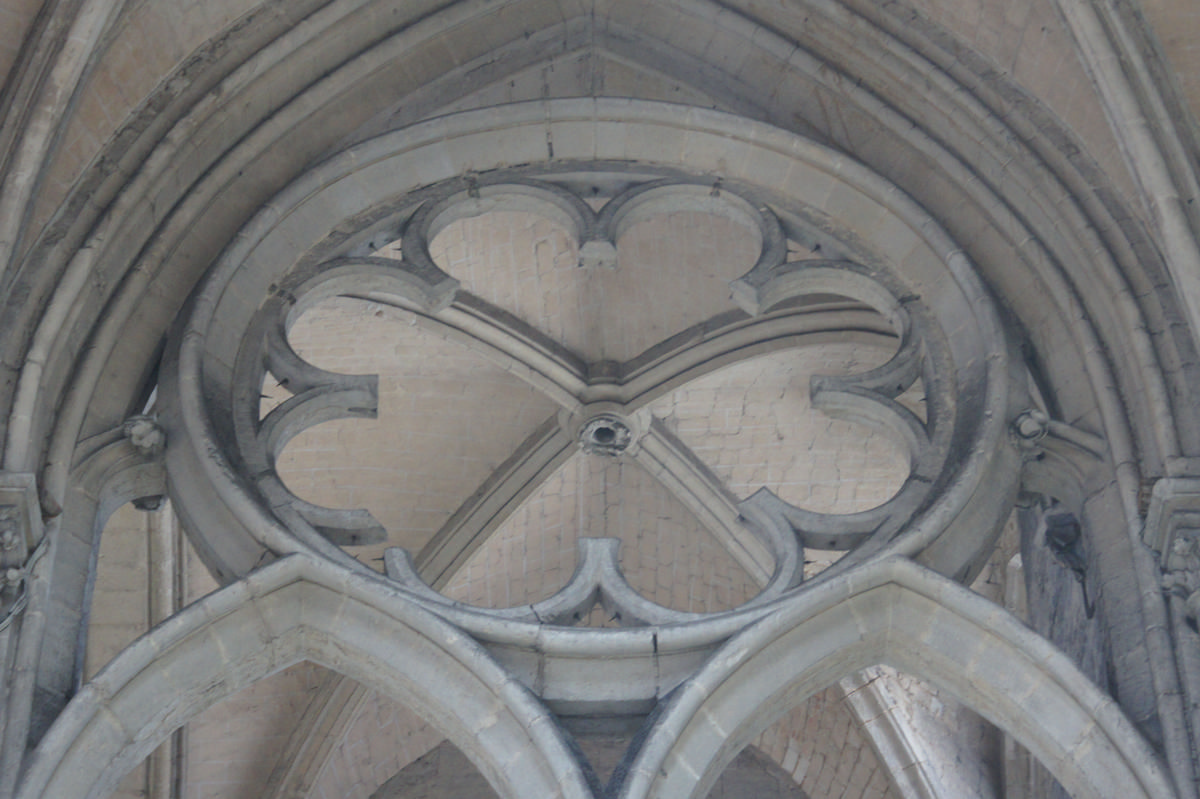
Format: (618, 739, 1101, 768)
(1011, 408, 1049, 449)
(579, 415, 634, 457)
(0, 507, 23, 621)
(1165, 535, 1200, 623)
(0, 476, 41, 631)
(0, 566, 23, 606)
(1011, 407, 1107, 515)
(0, 506, 18, 547)
(119, 417, 168, 510)
(121, 415, 166, 457)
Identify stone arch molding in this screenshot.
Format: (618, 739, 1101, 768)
(14, 553, 595, 799)
(618, 556, 1176, 799)
(160, 98, 1031, 602)
(16, 554, 1173, 799)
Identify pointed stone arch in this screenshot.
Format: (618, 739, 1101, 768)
(15, 554, 594, 799)
(618, 557, 1176, 799)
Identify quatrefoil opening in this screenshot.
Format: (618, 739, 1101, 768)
(162, 143, 1019, 627)
(247, 176, 941, 625)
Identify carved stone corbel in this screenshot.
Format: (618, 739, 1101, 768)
(1140, 476, 1200, 778)
(1141, 479, 1200, 622)
(1012, 408, 1107, 516)
(0, 474, 43, 628)
(121, 416, 166, 510)
(1141, 477, 1200, 560)
(1163, 534, 1200, 622)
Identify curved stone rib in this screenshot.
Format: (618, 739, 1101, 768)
(738, 486, 914, 553)
(283, 292, 898, 441)
(274, 492, 387, 548)
(257, 383, 379, 462)
(406, 293, 591, 410)
(447, 292, 591, 376)
(414, 414, 577, 588)
(809, 385, 928, 465)
(615, 557, 1176, 799)
(810, 321, 922, 400)
(593, 180, 787, 276)
(386, 539, 601, 625)
(403, 177, 599, 273)
(249, 282, 587, 567)
(589, 538, 708, 626)
(254, 252, 454, 429)
(248, 371, 385, 548)
(289, 255, 461, 317)
(252, 388, 388, 549)
(400, 301, 914, 604)
(401, 415, 815, 627)
(16, 554, 598, 799)
(731, 259, 907, 326)
(530, 538, 609, 625)
(262, 318, 380, 398)
(808, 318, 928, 461)
(230, 257, 461, 555)
(390, 537, 709, 627)
(268, 267, 586, 423)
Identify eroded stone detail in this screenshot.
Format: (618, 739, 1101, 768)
(1165, 534, 1200, 622)
(1011, 408, 1049, 448)
(121, 416, 166, 457)
(0, 506, 25, 620)
(579, 415, 633, 456)
(0, 476, 42, 630)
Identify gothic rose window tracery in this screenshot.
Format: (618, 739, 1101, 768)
(164, 162, 1014, 630)
(144, 98, 1036, 742)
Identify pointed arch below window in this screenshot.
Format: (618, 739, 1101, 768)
(618, 556, 1175, 799)
(15, 554, 594, 799)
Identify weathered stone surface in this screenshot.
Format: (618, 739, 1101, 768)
(4, 3, 1200, 798)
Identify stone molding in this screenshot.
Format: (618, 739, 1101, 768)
(159, 100, 1025, 602)
(14, 553, 1173, 799)
(14, 553, 594, 799)
(623, 557, 1176, 799)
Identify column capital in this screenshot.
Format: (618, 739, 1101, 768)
(1142, 477, 1200, 562)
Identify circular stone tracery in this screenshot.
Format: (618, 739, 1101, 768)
(159, 101, 1024, 645)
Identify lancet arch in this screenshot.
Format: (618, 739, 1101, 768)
(618, 557, 1176, 799)
(15, 553, 593, 799)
